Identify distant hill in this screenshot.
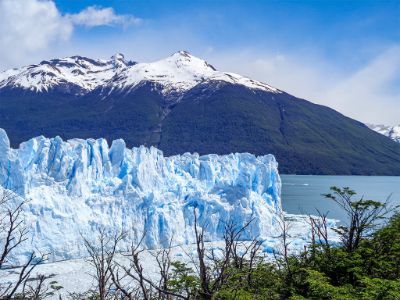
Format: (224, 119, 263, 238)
(1, 52, 399, 175)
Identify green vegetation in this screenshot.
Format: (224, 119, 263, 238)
(1, 186, 399, 299)
(76, 186, 400, 300)
(1, 83, 400, 175)
(163, 188, 400, 299)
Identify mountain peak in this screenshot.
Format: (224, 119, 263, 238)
(111, 53, 128, 68)
(0, 53, 279, 94)
(174, 50, 192, 57)
(111, 53, 125, 60)
(167, 51, 217, 70)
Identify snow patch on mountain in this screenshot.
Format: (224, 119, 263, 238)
(0, 51, 280, 94)
(0, 129, 281, 264)
(0, 54, 134, 92)
(107, 51, 280, 94)
(367, 124, 400, 143)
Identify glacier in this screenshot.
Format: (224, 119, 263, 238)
(0, 129, 282, 263)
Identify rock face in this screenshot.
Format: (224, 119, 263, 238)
(0, 129, 281, 263)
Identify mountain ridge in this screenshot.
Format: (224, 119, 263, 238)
(367, 124, 400, 143)
(0, 51, 279, 95)
(1, 52, 400, 175)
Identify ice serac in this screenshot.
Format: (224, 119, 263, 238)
(0, 129, 281, 263)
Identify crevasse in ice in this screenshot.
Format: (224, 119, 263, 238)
(0, 129, 281, 263)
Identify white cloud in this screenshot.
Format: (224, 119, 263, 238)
(323, 46, 400, 125)
(0, 0, 397, 125)
(0, 0, 140, 68)
(207, 47, 399, 125)
(67, 6, 142, 28)
(0, 0, 73, 66)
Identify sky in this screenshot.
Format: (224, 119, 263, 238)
(0, 0, 399, 125)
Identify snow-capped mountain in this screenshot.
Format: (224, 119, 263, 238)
(0, 51, 279, 95)
(367, 124, 400, 143)
(0, 54, 135, 93)
(1, 52, 400, 175)
(0, 128, 281, 263)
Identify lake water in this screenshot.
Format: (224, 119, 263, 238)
(281, 175, 400, 222)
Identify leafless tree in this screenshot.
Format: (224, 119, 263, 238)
(0, 190, 29, 269)
(188, 208, 263, 299)
(274, 212, 293, 274)
(108, 230, 190, 300)
(82, 227, 125, 300)
(305, 209, 331, 262)
(309, 210, 330, 248)
(192, 209, 210, 300)
(0, 189, 48, 299)
(101, 209, 261, 300)
(150, 238, 174, 300)
(16, 274, 58, 300)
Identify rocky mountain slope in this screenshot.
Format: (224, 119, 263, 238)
(1, 52, 399, 175)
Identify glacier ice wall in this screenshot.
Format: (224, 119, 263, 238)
(0, 128, 281, 263)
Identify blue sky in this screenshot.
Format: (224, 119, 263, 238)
(54, 0, 398, 66)
(0, 0, 399, 124)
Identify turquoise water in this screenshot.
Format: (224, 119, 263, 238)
(281, 175, 400, 222)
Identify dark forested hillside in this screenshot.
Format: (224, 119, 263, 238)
(1, 81, 400, 175)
